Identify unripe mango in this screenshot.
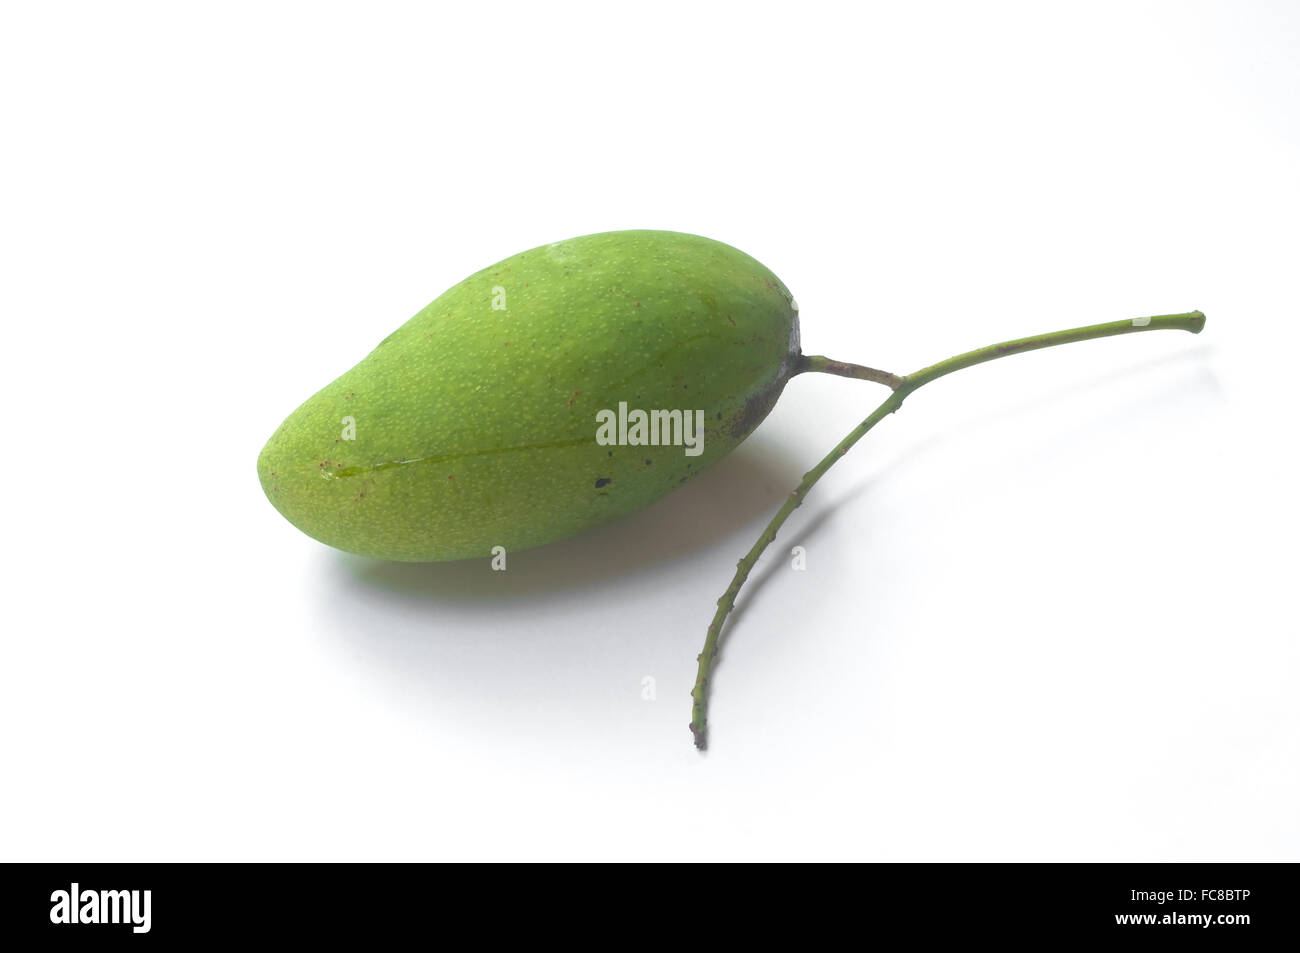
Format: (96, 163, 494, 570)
(258, 230, 800, 561)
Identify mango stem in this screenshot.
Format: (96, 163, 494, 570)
(799, 355, 904, 389)
(689, 310, 1206, 750)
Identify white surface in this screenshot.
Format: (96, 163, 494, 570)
(2, 1, 1297, 861)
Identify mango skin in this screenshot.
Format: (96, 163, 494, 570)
(257, 230, 801, 561)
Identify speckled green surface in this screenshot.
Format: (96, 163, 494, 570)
(257, 230, 800, 561)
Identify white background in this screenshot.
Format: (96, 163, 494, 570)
(2, 1, 1296, 861)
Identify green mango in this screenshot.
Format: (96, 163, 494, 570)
(257, 230, 801, 561)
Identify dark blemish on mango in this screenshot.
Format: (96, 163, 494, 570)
(729, 371, 791, 439)
(595, 477, 611, 488)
